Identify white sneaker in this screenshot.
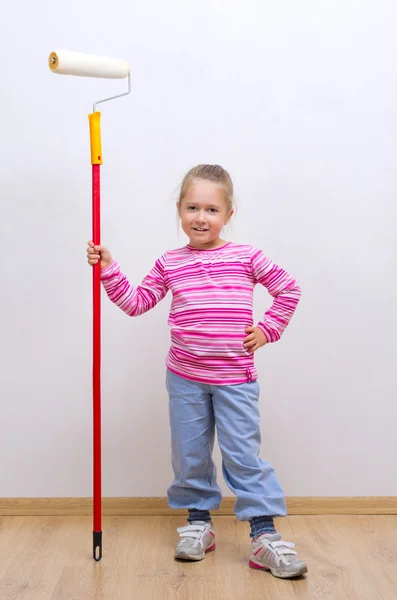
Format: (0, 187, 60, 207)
(249, 533, 308, 578)
(175, 521, 216, 561)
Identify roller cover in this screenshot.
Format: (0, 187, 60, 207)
(49, 50, 129, 79)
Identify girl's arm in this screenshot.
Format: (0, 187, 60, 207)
(100, 255, 168, 316)
(250, 248, 302, 342)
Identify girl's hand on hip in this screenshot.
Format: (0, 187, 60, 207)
(243, 326, 267, 353)
(87, 240, 114, 269)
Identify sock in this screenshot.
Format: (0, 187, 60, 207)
(187, 508, 211, 523)
(249, 516, 277, 538)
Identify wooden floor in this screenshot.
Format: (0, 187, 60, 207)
(0, 515, 396, 599)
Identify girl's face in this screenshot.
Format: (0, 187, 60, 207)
(178, 180, 234, 249)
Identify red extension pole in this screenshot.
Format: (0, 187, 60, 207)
(91, 127, 103, 561)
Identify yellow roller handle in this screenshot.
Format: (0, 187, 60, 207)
(88, 112, 102, 165)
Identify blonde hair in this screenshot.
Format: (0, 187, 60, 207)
(178, 164, 234, 213)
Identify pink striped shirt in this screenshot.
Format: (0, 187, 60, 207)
(100, 242, 301, 385)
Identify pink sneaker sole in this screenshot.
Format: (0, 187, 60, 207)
(206, 543, 216, 552)
(249, 559, 270, 570)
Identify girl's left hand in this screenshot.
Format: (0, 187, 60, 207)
(243, 326, 267, 353)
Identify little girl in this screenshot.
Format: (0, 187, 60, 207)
(87, 164, 308, 579)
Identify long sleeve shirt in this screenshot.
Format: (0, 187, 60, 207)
(100, 241, 301, 385)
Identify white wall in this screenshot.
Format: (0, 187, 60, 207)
(1, 0, 396, 499)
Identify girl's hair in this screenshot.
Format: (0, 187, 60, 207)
(178, 164, 234, 212)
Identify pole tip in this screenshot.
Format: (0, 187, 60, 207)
(93, 531, 103, 561)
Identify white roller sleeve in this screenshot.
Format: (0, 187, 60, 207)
(49, 50, 130, 79)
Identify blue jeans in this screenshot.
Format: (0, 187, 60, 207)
(166, 369, 287, 521)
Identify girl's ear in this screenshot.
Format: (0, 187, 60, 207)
(225, 208, 234, 225)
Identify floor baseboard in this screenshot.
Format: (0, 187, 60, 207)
(0, 496, 396, 516)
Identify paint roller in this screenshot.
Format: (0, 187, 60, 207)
(49, 49, 131, 561)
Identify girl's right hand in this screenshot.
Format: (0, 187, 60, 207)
(87, 240, 114, 269)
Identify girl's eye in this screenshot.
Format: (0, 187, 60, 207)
(208, 208, 218, 213)
(187, 206, 197, 211)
